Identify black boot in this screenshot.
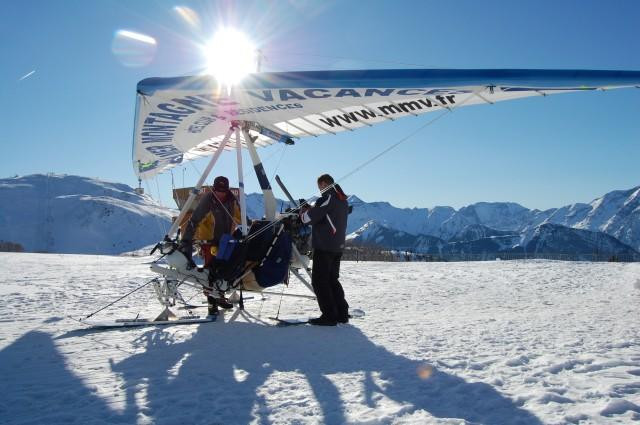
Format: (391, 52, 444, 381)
(309, 316, 337, 326)
(337, 315, 349, 324)
(217, 295, 233, 310)
(207, 298, 218, 316)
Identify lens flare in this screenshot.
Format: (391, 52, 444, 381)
(174, 6, 201, 28)
(111, 29, 157, 67)
(204, 28, 257, 87)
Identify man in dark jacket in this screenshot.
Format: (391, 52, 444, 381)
(300, 174, 350, 326)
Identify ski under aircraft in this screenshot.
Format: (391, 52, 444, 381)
(81, 68, 640, 328)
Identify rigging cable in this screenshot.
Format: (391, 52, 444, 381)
(189, 161, 202, 176)
(144, 178, 168, 237)
(271, 282, 287, 321)
(241, 142, 286, 180)
(179, 144, 289, 228)
(79, 277, 157, 320)
(337, 96, 470, 184)
(239, 91, 476, 244)
(154, 175, 163, 207)
(154, 175, 168, 234)
(270, 144, 288, 180)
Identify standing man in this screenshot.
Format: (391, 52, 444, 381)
(300, 174, 350, 326)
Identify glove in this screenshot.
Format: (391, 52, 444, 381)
(299, 203, 311, 214)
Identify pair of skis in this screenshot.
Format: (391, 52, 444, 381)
(271, 309, 366, 327)
(79, 309, 366, 330)
(81, 315, 217, 329)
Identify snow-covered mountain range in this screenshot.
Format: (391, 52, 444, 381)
(0, 174, 173, 254)
(346, 186, 640, 255)
(346, 220, 637, 257)
(1, 174, 638, 256)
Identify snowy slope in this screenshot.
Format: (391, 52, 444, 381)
(437, 202, 534, 241)
(445, 235, 524, 256)
(543, 187, 640, 251)
(449, 224, 516, 243)
(524, 223, 638, 256)
(1, 253, 639, 424)
(346, 196, 434, 235)
(0, 174, 174, 254)
(346, 220, 444, 253)
(0, 175, 300, 255)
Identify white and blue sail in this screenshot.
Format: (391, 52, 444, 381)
(133, 68, 640, 179)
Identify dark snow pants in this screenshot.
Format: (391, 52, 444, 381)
(311, 249, 349, 321)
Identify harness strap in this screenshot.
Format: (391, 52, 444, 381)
(256, 223, 286, 269)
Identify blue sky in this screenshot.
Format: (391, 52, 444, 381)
(2, 0, 639, 210)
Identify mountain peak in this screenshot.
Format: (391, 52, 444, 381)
(347, 194, 364, 204)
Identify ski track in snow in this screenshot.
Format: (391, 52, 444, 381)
(1, 253, 639, 424)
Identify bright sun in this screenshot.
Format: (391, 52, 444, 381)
(204, 28, 258, 86)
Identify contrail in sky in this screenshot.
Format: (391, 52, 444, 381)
(19, 70, 36, 81)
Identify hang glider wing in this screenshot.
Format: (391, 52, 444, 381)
(133, 69, 640, 179)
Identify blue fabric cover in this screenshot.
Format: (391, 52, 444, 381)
(216, 234, 236, 261)
(253, 232, 292, 288)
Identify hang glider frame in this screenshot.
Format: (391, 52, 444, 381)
(165, 120, 288, 241)
(143, 120, 316, 322)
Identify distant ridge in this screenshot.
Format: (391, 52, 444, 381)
(345, 185, 640, 253)
(0, 174, 173, 254)
(346, 220, 637, 258)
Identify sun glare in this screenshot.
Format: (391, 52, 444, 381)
(204, 28, 257, 86)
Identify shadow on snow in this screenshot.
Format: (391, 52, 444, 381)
(0, 331, 135, 424)
(2, 321, 543, 425)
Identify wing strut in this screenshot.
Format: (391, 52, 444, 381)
(165, 126, 234, 240)
(242, 125, 277, 221)
(234, 126, 249, 236)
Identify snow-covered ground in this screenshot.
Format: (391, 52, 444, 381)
(1, 253, 639, 424)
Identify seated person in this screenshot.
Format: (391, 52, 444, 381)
(180, 176, 241, 314)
